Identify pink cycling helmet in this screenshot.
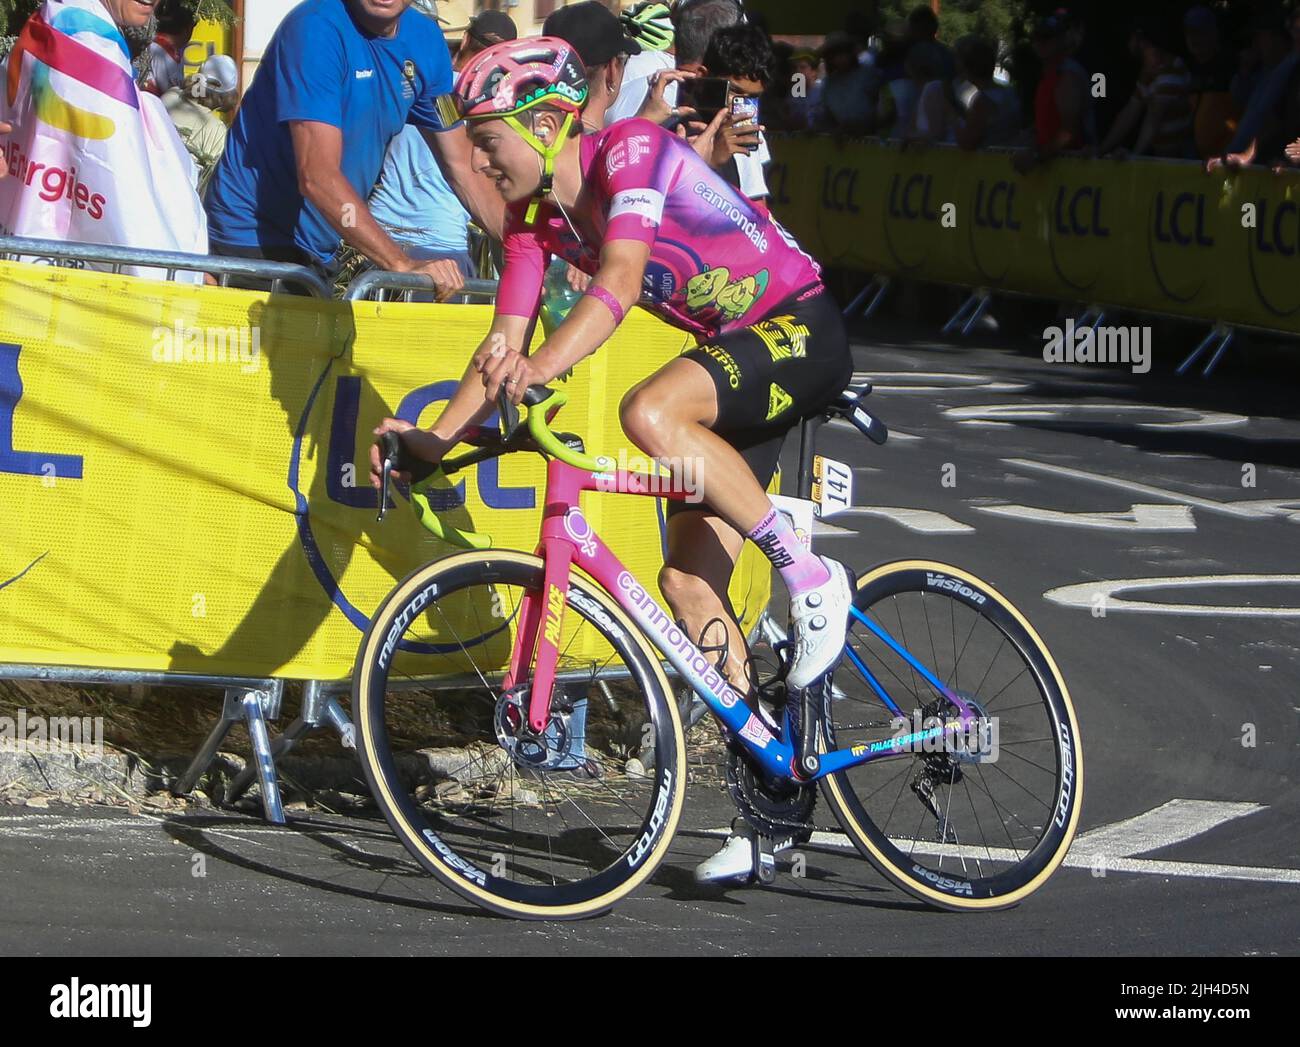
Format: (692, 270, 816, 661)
(455, 36, 589, 121)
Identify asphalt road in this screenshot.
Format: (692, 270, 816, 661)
(3, 312, 1298, 956)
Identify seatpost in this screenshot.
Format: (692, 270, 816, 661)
(794, 412, 831, 501)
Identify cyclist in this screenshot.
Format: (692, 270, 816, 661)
(368, 37, 855, 882)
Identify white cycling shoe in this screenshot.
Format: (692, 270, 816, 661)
(785, 557, 854, 690)
(694, 821, 758, 884)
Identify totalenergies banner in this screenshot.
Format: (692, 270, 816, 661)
(770, 135, 1300, 334)
(0, 260, 773, 679)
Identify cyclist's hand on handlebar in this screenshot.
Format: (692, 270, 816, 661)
(479, 346, 544, 405)
(369, 419, 449, 489)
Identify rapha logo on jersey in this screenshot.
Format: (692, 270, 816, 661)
(610, 188, 665, 226)
(563, 508, 598, 558)
(606, 134, 652, 177)
(925, 573, 987, 605)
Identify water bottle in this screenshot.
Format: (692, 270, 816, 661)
(540, 256, 583, 337)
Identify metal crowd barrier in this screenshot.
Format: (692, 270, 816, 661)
(344, 269, 499, 302)
(0, 239, 519, 824)
(0, 235, 333, 298)
(0, 235, 342, 821)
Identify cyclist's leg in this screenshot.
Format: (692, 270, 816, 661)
(619, 356, 777, 536)
(659, 509, 749, 693)
(656, 423, 784, 694)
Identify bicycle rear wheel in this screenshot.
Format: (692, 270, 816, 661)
(353, 550, 685, 920)
(819, 560, 1083, 911)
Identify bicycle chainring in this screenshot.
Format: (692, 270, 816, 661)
(726, 694, 817, 841)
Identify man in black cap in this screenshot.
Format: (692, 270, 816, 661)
(454, 8, 518, 66)
(544, 0, 643, 130)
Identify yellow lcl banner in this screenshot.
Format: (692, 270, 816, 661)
(770, 135, 1300, 335)
(0, 260, 773, 680)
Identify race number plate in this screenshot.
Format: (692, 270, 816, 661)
(812, 455, 853, 518)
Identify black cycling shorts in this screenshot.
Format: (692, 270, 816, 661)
(667, 284, 854, 519)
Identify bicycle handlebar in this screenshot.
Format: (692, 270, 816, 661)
(375, 385, 614, 549)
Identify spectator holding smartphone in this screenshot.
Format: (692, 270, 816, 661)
(699, 23, 774, 201)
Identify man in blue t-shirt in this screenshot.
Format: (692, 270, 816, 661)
(204, 0, 504, 296)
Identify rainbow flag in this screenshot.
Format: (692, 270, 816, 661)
(0, 0, 207, 278)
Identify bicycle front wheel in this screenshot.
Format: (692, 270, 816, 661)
(353, 550, 686, 920)
(820, 560, 1083, 911)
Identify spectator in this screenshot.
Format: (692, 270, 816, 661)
(1182, 6, 1239, 161)
(637, 0, 742, 123)
(845, 10, 877, 68)
(906, 4, 956, 82)
(908, 41, 958, 144)
(367, 7, 513, 296)
(817, 30, 874, 135)
(636, 0, 774, 202)
(1214, 13, 1297, 170)
(701, 22, 774, 200)
(606, 1, 678, 124)
(953, 35, 1023, 150)
(1014, 13, 1089, 172)
(141, 0, 195, 97)
(0, 0, 207, 274)
(203, 0, 503, 296)
(452, 6, 515, 60)
(1098, 17, 1194, 159)
(163, 54, 239, 194)
(787, 51, 824, 130)
(761, 39, 796, 132)
(543, 1, 642, 131)
(1256, 9, 1300, 169)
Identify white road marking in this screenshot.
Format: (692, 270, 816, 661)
(976, 502, 1197, 532)
(705, 797, 1299, 884)
(947, 403, 1248, 430)
(834, 506, 975, 534)
(1071, 799, 1266, 857)
(1002, 458, 1287, 520)
(1044, 574, 1300, 617)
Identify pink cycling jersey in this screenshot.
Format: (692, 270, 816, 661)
(496, 118, 822, 339)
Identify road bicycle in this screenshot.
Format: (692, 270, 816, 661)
(351, 381, 1083, 919)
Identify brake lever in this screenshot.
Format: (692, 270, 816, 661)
(377, 430, 403, 523)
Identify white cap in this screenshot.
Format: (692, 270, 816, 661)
(199, 54, 238, 95)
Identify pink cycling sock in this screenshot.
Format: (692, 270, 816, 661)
(747, 505, 830, 595)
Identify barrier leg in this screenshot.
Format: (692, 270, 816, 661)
(174, 682, 286, 824)
(1176, 325, 1222, 377)
(241, 688, 285, 825)
(1201, 327, 1236, 377)
(225, 682, 355, 803)
(942, 290, 980, 335)
(173, 687, 243, 798)
(960, 291, 992, 336)
(843, 275, 890, 320)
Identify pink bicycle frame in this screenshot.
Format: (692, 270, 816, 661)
(500, 457, 798, 778)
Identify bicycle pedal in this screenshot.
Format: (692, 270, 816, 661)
(750, 833, 777, 886)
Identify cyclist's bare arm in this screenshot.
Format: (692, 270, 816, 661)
(481, 239, 651, 403)
(369, 313, 531, 488)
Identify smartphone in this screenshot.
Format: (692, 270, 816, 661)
(730, 94, 760, 127)
(677, 76, 730, 120)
